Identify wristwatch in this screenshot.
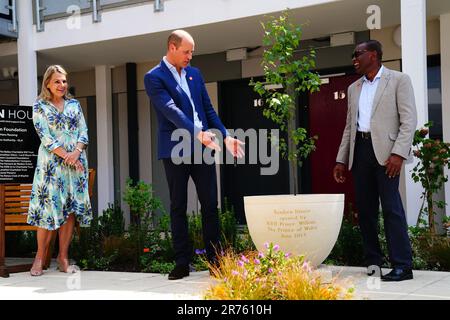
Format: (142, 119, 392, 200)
(76, 147, 84, 153)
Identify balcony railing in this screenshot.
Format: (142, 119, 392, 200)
(0, 0, 17, 38)
(32, 0, 164, 32)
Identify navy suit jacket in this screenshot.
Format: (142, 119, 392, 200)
(144, 61, 228, 159)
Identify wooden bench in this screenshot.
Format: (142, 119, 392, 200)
(0, 169, 95, 278)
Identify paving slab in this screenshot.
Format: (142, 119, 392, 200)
(1, 263, 449, 300)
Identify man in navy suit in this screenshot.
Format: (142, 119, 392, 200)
(144, 30, 244, 280)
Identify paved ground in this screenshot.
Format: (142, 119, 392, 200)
(1, 260, 449, 300)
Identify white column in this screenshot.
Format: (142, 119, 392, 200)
(95, 65, 114, 215)
(441, 13, 450, 219)
(17, 0, 37, 105)
(401, 0, 429, 226)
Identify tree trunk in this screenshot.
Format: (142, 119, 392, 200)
(286, 82, 298, 195)
(427, 190, 435, 234)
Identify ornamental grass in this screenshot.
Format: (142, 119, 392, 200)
(205, 243, 354, 300)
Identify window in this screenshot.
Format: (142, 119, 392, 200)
(427, 55, 442, 140)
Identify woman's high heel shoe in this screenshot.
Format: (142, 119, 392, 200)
(56, 258, 78, 274)
(30, 259, 44, 277)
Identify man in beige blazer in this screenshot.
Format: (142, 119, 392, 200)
(334, 40, 417, 282)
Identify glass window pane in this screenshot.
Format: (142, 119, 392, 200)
(41, 0, 91, 17)
(100, 0, 131, 5)
(427, 65, 442, 139)
(0, 0, 9, 16)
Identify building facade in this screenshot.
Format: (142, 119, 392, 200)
(1, 0, 449, 229)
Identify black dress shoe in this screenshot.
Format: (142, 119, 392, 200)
(168, 264, 189, 280)
(381, 268, 413, 282)
(367, 265, 382, 277)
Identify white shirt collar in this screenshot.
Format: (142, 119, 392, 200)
(363, 65, 384, 83)
(163, 56, 185, 77)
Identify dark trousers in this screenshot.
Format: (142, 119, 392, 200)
(163, 158, 220, 266)
(352, 134, 412, 269)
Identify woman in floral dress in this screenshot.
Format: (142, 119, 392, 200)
(28, 65, 92, 276)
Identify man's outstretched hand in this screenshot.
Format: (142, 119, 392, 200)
(224, 136, 245, 158)
(197, 131, 221, 152)
(196, 131, 245, 158)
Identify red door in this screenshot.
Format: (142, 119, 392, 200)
(309, 74, 361, 217)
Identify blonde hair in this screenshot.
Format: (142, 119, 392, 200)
(38, 65, 72, 101)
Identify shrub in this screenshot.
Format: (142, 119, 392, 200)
(326, 215, 364, 266)
(411, 123, 450, 234)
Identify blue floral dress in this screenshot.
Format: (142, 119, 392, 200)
(27, 98, 92, 230)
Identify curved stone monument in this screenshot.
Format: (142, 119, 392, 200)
(244, 194, 344, 267)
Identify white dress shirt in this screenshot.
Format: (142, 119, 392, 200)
(358, 65, 384, 132)
(163, 56, 203, 131)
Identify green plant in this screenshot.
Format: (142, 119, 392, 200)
(234, 225, 256, 253)
(123, 178, 163, 223)
(188, 211, 203, 253)
(187, 200, 243, 256)
(123, 179, 164, 267)
(412, 122, 450, 234)
(5, 231, 36, 258)
(251, 10, 321, 194)
(98, 202, 125, 237)
(141, 258, 175, 274)
(219, 199, 237, 248)
(71, 202, 125, 270)
(411, 233, 450, 270)
(205, 243, 353, 300)
(326, 215, 364, 266)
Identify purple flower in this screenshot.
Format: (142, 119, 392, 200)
(258, 252, 265, 258)
(232, 270, 240, 276)
(237, 261, 244, 267)
(264, 242, 270, 249)
(254, 259, 261, 265)
(284, 253, 292, 258)
(302, 262, 312, 273)
(240, 255, 249, 263)
(268, 268, 273, 273)
(273, 244, 280, 251)
(195, 249, 206, 255)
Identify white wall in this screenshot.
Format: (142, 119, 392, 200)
(370, 20, 441, 61)
(33, 0, 336, 51)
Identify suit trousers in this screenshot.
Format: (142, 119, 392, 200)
(352, 134, 413, 269)
(163, 157, 220, 266)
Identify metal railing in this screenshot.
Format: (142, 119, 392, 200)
(32, 0, 164, 32)
(0, 0, 17, 37)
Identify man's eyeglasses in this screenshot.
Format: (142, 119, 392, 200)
(352, 50, 369, 59)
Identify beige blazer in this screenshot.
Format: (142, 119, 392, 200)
(336, 67, 417, 170)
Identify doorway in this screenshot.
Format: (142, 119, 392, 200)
(308, 73, 361, 216)
(219, 78, 290, 223)
(219, 73, 360, 223)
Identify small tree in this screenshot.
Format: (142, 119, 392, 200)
(123, 178, 164, 264)
(251, 10, 321, 194)
(123, 178, 163, 224)
(412, 122, 450, 234)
